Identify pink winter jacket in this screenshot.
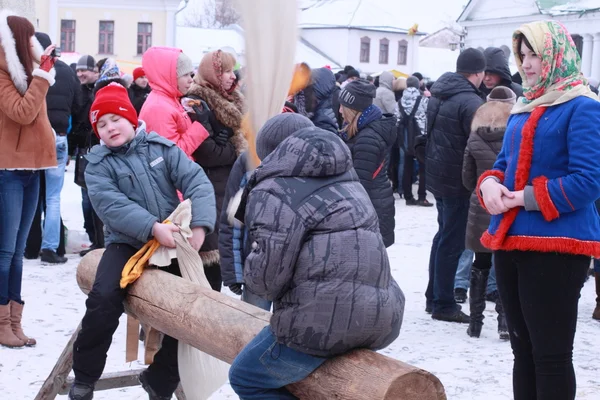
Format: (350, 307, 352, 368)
(140, 47, 208, 158)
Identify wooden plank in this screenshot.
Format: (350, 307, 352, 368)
(57, 369, 145, 395)
(77, 250, 447, 400)
(34, 323, 81, 400)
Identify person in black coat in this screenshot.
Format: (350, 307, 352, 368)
(25, 33, 81, 263)
(128, 67, 151, 115)
(339, 79, 396, 247)
(310, 67, 338, 133)
(481, 47, 524, 98)
(425, 48, 486, 323)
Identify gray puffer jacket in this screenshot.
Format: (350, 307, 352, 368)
(374, 71, 398, 115)
(241, 126, 405, 357)
(85, 122, 216, 249)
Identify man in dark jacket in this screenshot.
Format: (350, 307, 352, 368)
(25, 33, 81, 264)
(309, 67, 339, 133)
(480, 47, 523, 98)
(228, 117, 404, 399)
(425, 48, 486, 323)
(73, 54, 103, 256)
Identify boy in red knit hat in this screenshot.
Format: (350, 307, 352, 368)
(68, 83, 216, 400)
(129, 66, 151, 114)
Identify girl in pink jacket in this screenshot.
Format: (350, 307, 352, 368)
(140, 47, 208, 157)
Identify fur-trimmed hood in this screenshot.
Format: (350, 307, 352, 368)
(471, 101, 512, 135)
(0, 10, 50, 95)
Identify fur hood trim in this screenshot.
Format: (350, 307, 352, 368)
(471, 101, 513, 132)
(200, 249, 220, 267)
(0, 10, 47, 95)
(187, 83, 248, 155)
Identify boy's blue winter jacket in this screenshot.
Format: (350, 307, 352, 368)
(84, 122, 216, 249)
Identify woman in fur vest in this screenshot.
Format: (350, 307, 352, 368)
(186, 50, 246, 288)
(462, 86, 515, 340)
(0, 10, 58, 348)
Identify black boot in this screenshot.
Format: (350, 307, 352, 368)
(139, 370, 172, 400)
(496, 297, 509, 340)
(467, 267, 489, 338)
(68, 382, 94, 400)
(40, 249, 68, 264)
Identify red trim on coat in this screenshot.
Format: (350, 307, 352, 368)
(373, 161, 384, 179)
(532, 176, 560, 221)
(558, 177, 575, 211)
(476, 170, 506, 210)
(481, 232, 600, 258)
(481, 107, 547, 249)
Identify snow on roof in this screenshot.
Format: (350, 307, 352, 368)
(544, 0, 600, 14)
(302, 0, 469, 34)
(176, 26, 340, 69)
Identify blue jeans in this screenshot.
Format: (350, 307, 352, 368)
(0, 170, 40, 305)
(397, 147, 405, 195)
(42, 136, 68, 251)
(454, 249, 497, 294)
(242, 287, 272, 311)
(425, 196, 470, 314)
(594, 258, 600, 273)
(229, 326, 327, 400)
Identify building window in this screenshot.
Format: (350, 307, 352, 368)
(60, 20, 76, 52)
(398, 40, 408, 65)
(99, 21, 114, 55)
(379, 38, 389, 64)
(137, 23, 152, 55)
(360, 36, 370, 63)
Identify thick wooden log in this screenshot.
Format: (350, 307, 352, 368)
(78, 250, 446, 400)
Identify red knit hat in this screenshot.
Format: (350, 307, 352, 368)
(133, 67, 145, 81)
(90, 83, 138, 137)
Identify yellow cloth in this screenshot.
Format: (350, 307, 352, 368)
(119, 220, 170, 289)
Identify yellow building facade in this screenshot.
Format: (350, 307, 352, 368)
(34, 0, 182, 72)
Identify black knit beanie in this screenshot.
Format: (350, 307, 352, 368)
(456, 48, 486, 74)
(339, 78, 376, 112)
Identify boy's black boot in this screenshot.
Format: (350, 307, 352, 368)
(139, 370, 172, 400)
(467, 267, 489, 338)
(68, 381, 94, 400)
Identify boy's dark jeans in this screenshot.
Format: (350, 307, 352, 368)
(425, 196, 470, 314)
(72, 244, 180, 397)
(495, 250, 589, 400)
(229, 326, 327, 400)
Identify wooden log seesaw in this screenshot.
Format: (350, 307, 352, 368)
(35, 250, 447, 400)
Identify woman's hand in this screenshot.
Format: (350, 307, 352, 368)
(39, 45, 57, 73)
(502, 190, 525, 209)
(481, 178, 514, 215)
(152, 222, 179, 248)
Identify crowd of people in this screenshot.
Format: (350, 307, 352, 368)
(0, 7, 599, 400)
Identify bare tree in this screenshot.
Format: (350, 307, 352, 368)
(183, 0, 240, 28)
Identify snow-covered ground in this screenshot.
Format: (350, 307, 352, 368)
(1, 165, 599, 399)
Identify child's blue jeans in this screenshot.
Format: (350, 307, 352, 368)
(229, 326, 327, 399)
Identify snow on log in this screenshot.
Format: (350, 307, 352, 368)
(77, 250, 446, 400)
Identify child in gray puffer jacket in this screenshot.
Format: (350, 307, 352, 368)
(68, 83, 215, 400)
(228, 113, 405, 400)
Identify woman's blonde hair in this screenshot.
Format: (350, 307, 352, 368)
(220, 51, 237, 72)
(340, 106, 362, 139)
